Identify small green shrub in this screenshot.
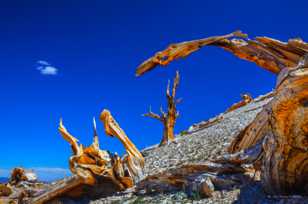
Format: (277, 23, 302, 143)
(179, 130, 188, 136)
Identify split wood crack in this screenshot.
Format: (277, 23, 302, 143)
(135, 31, 308, 196)
(2, 31, 307, 203)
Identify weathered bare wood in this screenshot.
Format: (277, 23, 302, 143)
(31, 175, 84, 204)
(0, 184, 12, 197)
(190, 115, 224, 131)
(228, 108, 270, 153)
(2, 32, 307, 203)
(136, 31, 246, 76)
(100, 109, 145, 181)
(226, 93, 253, 113)
(143, 107, 162, 121)
(261, 62, 308, 195)
(216, 142, 263, 166)
(59, 119, 107, 185)
(9, 168, 29, 185)
(136, 163, 246, 198)
(136, 31, 308, 76)
(218, 60, 308, 195)
(136, 32, 308, 196)
(32, 109, 145, 203)
(143, 71, 181, 146)
(227, 57, 308, 195)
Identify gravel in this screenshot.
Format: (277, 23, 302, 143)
(141, 93, 272, 177)
(91, 93, 275, 204)
(82, 92, 308, 203)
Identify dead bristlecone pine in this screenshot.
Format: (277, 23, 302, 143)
(144, 71, 181, 146)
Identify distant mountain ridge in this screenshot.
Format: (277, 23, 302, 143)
(0, 177, 8, 183)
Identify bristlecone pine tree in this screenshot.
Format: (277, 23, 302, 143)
(144, 71, 181, 146)
(136, 31, 308, 195)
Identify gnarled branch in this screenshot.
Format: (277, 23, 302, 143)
(136, 31, 247, 76)
(136, 31, 308, 76)
(44, 111, 144, 202)
(100, 109, 145, 180)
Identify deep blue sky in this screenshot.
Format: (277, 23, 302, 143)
(1, 0, 307, 171)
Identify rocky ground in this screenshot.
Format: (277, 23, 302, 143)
(88, 93, 287, 204)
(41, 92, 308, 203)
(2, 92, 308, 204)
(141, 93, 273, 177)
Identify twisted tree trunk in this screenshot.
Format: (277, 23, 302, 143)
(261, 65, 308, 195)
(136, 31, 308, 195)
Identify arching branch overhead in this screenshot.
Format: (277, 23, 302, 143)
(136, 31, 308, 76)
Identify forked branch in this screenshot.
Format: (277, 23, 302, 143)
(143, 106, 163, 121)
(143, 71, 181, 146)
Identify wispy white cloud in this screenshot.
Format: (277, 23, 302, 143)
(0, 167, 70, 182)
(36, 60, 59, 76)
(37, 60, 50, 66)
(38, 66, 58, 75)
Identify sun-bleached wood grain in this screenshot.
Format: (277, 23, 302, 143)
(136, 31, 308, 76)
(137, 32, 308, 195)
